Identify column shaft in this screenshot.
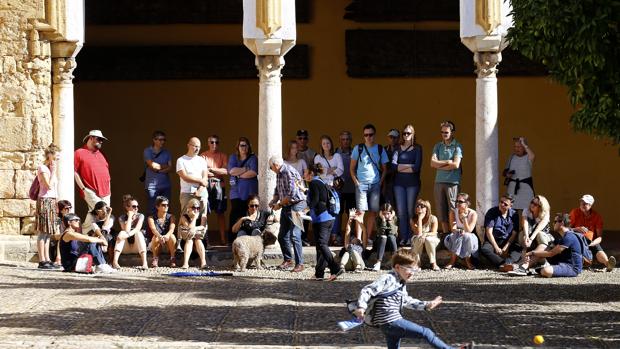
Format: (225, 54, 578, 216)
(256, 56, 284, 209)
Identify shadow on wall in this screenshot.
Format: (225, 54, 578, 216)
(0, 273, 618, 347)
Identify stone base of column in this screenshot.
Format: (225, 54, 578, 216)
(0, 235, 38, 262)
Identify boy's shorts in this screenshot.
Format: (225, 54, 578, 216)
(551, 262, 579, 277)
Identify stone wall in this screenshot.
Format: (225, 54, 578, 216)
(0, 2, 53, 237)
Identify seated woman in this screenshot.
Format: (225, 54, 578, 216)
(147, 196, 177, 268)
(444, 193, 479, 270)
(231, 194, 276, 238)
(370, 203, 399, 271)
(59, 213, 115, 273)
(513, 195, 552, 273)
(341, 208, 365, 272)
(178, 198, 208, 269)
(112, 195, 148, 269)
(410, 199, 441, 271)
(50, 199, 73, 267)
(83, 201, 115, 260)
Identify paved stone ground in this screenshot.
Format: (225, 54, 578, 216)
(0, 262, 618, 349)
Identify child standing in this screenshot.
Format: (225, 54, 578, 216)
(353, 250, 456, 349)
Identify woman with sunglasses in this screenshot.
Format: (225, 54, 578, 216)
(59, 213, 115, 273)
(444, 193, 478, 270)
(231, 195, 276, 238)
(178, 198, 208, 269)
(147, 196, 177, 267)
(50, 200, 73, 267)
(227, 137, 258, 242)
(410, 199, 441, 271)
(112, 195, 148, 269)
(509, 195, 552, 274)
(392, 124, 423, 247)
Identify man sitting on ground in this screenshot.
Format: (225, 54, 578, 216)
(569, 194, 615, 272)
(480, 195, 522, 271)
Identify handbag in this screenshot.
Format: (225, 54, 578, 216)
(319, 154, 344, 191)
(29, 176, 40, 200)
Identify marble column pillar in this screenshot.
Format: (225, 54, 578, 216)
(474, 51, 501, 237)
(52, 57, 77, 204)
(256, 55, 284, 209)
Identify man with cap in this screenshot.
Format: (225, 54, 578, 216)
(569, 194, 616, 271)
(74, 130, 111, 230)
(295, 129, 315, 246)
(382, 128, 400, 206)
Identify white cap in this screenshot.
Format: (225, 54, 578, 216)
(82, 130, 108, 143)
(580, 194, 594, 205)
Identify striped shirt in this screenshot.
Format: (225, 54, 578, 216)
(274, 162, 306, 204)
(357, 271, 427, 326)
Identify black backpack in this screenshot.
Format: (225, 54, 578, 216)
(356, 143, 385, 174)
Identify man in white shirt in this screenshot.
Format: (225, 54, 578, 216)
(176, 137, 209, 227)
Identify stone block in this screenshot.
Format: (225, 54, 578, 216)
(24, 152, 44, 170)
(0, 217, 20, 235)
(0, 117, 32, 151)
(20, 216, 36, 235)
(0, 198, 32, 217)
(0, 170, 15, 198)
(0, 151, 25, 169)
(32, 116, 53, 147)
(15, 169, 35, 199)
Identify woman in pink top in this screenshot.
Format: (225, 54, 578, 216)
(36, 144, 62, 269)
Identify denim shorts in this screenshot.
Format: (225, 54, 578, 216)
(355, 182, 381, 212)
(551, 262, 579, 277)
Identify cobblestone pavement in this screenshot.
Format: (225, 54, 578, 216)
(0, 262, 618, 349)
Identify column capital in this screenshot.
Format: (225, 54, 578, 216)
(256, 55, 284, 83)
(474, 51, 502, 78)
(52, 57, 76, 85)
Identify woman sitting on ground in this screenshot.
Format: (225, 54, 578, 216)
(147, 196, 177, 268)
(50, 199, 73, 267)
(84, 201, 115, 260)
(112, 195, 148, 269)
(410, 199, 441, 271)
(231, 194, 276, 238)
(178, 198, 208, 269)
(512, 195, 553, 273)
(59, 213, 115, 273)
(444, 193, 478, 270)
(370, 203, 399, 271)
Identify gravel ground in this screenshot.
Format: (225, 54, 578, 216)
(0, 261, 617, 348)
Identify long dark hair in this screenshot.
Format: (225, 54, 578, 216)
(319, 135, 335, 156)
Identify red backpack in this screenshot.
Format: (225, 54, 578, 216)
(28, 176, 40, 200)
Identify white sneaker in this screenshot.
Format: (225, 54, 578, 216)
(299, 214, 313, 221)
(96, 264, 117, 274)
(372, 262, 381, 271)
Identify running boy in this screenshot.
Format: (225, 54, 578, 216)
(352, 250, 456, 349)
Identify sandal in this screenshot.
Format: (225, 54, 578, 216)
(444, 264, 454, 270)
(169, 256, 177, 268)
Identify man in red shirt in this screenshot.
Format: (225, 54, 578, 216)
(569, 194, 615, 272)
(75, 130, 111, 230)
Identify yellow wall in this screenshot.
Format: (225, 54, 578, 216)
(74, 1, 620, 229)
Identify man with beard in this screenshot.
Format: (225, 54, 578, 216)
(74, 130, 111, 230)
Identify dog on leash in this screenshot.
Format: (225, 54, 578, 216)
(232, 231, 278, 272)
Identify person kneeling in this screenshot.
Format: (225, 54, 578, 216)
(523, 213, 583, 278)
(59, 213, 116, 274)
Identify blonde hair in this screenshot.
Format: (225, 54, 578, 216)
(534, 194, 550, 222)
(414, 199, 432, 225)
(44, 143, 60, 159)
(185, 198, 201, 214)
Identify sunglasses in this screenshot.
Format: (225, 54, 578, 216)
(402, 132, 412, 136)
(455, 200, 466, 204)
(239, 144, 248, 148)
(500, 201, 511, 206)
(210, 140, 219, 144)
(191, 206, 200, 210)
(440, 131, 450, 135)
(130, 205, 139, 209)
(69, 218, 80, 223)
(416, 204, 426, 209)
(62, 206, 72, 210)
(248, 204, 260, 208)
(96, 137, 105, 142)
(363, 133, 375, 137)
(155, 138, 166, 141)
(554, 219, 563, 223)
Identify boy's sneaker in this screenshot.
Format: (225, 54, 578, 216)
(507, 266, 528, 276)
(299, 213, 313, 221)
(95, 264, 117, 274)
(607, 256, 616, 272)
(372, 262, 381, 271)
(354, 265, 364, 273)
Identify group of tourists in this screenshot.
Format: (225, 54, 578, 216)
(32, 122, 615, 280)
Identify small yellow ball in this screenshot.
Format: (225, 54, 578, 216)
(533, 335, 544, 345)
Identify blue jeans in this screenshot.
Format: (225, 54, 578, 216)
(278, 202, 306, 265)
(381, 318, 453, 349)
(146, 186, 171, 215)
(393, 185, 420, 243)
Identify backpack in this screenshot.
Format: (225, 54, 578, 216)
(346, 284, 404, 327)
(573, 231, 593, 266)
(28, 176, 40, 200)
(74, 254, 94, 273)
(317, 178, 340, 215)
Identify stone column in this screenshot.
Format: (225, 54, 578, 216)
(474, 52, 501, 233)
(256, 55, 284, 207)
(52, 57, 77, 204)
